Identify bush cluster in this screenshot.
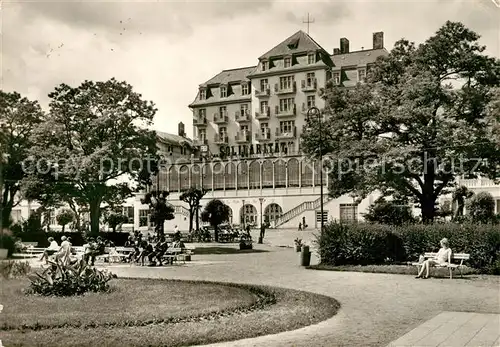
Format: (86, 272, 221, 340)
(316, 222, 500, 273)
(26, 259, 117, 296)
(0, 233, 16, 257)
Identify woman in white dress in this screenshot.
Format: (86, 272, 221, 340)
(416, 238, 452, 279)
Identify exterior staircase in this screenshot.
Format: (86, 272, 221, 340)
(274, 195, 331, 227)
(173, 205, 190, 217)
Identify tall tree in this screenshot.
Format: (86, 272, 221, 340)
(0, 91, 44, 231)
(302, 21, 500, 222)
(179, 188, 207, 233)
(201, 199, 230, 242)
(103, 210, 129, 232)
(25, 79, 157, 235)
(56, 209, 75, 232)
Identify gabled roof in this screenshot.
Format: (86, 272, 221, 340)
(200, 66, 256, 87)
(330, 48, 389, 67)
(259, 30, 326, 60)
(156, 131, 192, 146)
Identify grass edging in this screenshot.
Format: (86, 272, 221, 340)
(307, 263, 479, 277)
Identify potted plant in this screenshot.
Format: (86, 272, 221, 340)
(294, 238, 303, 252)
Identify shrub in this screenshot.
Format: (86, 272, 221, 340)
(467, 192, 496, 223)
(26, 258, 117, 296)
(364, 198, 414, 225)
(0, 260, 31, 279)
(0, 232, 16, 257)
(316, 222, 500, 273)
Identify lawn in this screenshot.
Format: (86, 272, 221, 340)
(1, 278, 340, 347)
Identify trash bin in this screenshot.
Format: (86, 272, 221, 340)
(300, 245, 311, 266)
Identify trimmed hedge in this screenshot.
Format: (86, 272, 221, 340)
(316, 222, 500, 274)
(12, 231, 131, 247)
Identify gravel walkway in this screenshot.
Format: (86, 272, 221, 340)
(106, 243, 500, 347)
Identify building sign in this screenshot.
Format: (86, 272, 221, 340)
(219, 141, 294, 158)
(200, 145, 208, 152)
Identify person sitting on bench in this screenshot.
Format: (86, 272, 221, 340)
(40, 237, 59, 264)
(416, 238, 452, 279)
(148, 237, 169, 266)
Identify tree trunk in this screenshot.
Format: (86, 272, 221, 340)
(188, 207, 194, 233)
(214, 225, 219, 242)
(89, 199, 101, 236)
(62, 224, 66, 233)
(420, 197, 436, 224)
(195, 207, 200, 231)
(68, 201, 81, 232)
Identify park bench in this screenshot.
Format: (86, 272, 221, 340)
(160, 245, 195, 265)
(412, 252, 470, 279)
(96, 246, 135, 263)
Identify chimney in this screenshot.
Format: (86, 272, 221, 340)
(333, 48, 341, 55)
(373, 32, 384, 49)
(340, 38, 349, 54)
(178, 122, 185, 137)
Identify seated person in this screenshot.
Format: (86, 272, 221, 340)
(55, 236, 72, 265)
(39, 237, 59, 264)
(135, 241, 153, 266)
(148, 237, 169, 266)
(416, 238, 452, 279)
(124, 236, 134, 247)
(171, 239, 185, 249)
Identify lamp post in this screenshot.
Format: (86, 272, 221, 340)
(307, 106, 324, 233)
(259, 197, 264, 227)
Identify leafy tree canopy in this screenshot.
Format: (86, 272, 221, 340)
(180, 188, 207, 232)
(24, 79, 158, 235)
(0, 91, 45, 230)
(201, 199, 230, 242)
(302, 21, 500, 222)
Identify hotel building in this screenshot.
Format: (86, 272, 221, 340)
(9, 31, 500, 233)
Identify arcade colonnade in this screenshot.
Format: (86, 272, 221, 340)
(157, 156, 328, 193)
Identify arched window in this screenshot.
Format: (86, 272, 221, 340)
(213, 162, 224, 190)
(202, 164, 212, 191)
(240, 204, 257, 225)
(288, 158, 299, 187)
(301, 160, 313, 187)
(225, 162, 236, 190)
(179, 165, 190, 191)
(274, 160, 286, 188)
(168, 166, 179, 192)
(237, 161, 248, 189)
(191, 164, 201, 188)
(262, 160, 273, 188)
(249, 161, 260, 189)
(264, 203, 283, 224)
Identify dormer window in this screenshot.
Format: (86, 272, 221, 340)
(199, 89, 206, 100)
(308, 53, 316, 64)
(241, 83, 249, 95)
(284, 57, 292, 68)
(220, 86, 227, 98)
(262, 60, 268, 71)
(358, 68, 366, 82)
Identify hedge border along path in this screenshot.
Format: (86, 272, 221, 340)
(1, 278, 341, 347)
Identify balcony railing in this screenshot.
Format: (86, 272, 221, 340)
(193, 116, 207, 126)
(255, 128, 271, 141)
(275, 81, 297, 94)
(301, 78, 318, 91)
(235, 131, 251, 143)
(235, 110, 251, 122)
(275, 104, 296, 118)
(275, 126, 297, 139)
(214, 134, 229, 144)
(214, 112, 229, 124)
(255, 86, 271, 97)
(255, 107, 271, 120)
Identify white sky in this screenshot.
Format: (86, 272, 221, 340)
(2, 0, 499, 138)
